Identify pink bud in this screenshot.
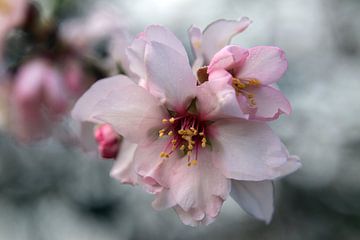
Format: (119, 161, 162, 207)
(94, 124, 120, 159)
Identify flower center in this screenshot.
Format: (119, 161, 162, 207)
(158, 114, 208, 167)
(231, 77, 260, 108)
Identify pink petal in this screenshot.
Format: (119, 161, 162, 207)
(208, 45, 248, 72)
(247, 85, 291, 120)
(212, 119, 299, 181)
(145, 41, 196, 112)
(147, 148, 230, 226)
(188, 25, 204, 71)
(110, 140, 138, 185)
(126, 38, 147, 81)
(152, 189, 176, 210)
(109, 30, 135, 77)
(142, 25, 188, 58)
(231, 180, 274, 223)
(14, 63, 43, 102)
(200, 71, 249, 119)
(202, 17, 251, 63)
(236, 46, 288, 85)
(43, 67, 68, 114)
(72, 75, 166, 143)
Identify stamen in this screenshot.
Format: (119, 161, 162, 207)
(168, 131, 173, 136)
(247, 79, 261, 86)
(169, 117, 175, 124)
(160, 152, 170, 158)
(158, 129, 165, 137)
(162, 118, 168, 123)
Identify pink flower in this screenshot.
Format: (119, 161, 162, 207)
(94, 124, 121, 159)
(72, 25, 300, 226)
(11, 58, 87, 141)
(206, 45, 291, 120)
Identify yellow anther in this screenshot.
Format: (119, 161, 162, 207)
(199, 132, 204, 136)
(187, 159, 198, 167)
(169, 117, 175, 124)
(160, 152, 169, 158)
(188, 144, 194, 150)
(162, 118, 168, 123)
(171, 139, 177, 144)
(201, 142, 206, 148)
(201, 137, 207, 143)
(248, 79, 260, 86)
(159, 132, 164, 137)
(232, 78, 246, 89)
(168, 131, 173, 136)
(180, 145, 185, 151)
(178, 129, 185, 134)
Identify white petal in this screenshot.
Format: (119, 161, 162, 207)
(145, 41, 197, 111)
(126, 38, 147, 81)
(143, 25, 188, 57)
(188, 25, 205, 71)
(72, 75, 166, 143)
(231, 180, 274, 223)
(110, 139, 138, 185)
(212, 119, 298, 181)
(202, 17, 252, 63)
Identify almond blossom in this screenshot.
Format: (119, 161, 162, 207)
(72, 25, 300, 226)
(11, 58, 86, 140)
(189, 18, 290, 120)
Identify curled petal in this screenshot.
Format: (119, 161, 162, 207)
(72, 75, 166, 143)
(202, 17, 252, 63)
(231, 180, 274, 223)
(145, 42, 196, 111)
(208, 45, 249, 72)
(152, 189, 176, 211)
(188, 25, 204, 71)
(145, 148, 230, 226)
(212, 119, 300, 181)
(110, 140, 138, 185)
(248, 85, 291, 120)
(236, 46, 288, 85)
(197, 78, 249, 120)
(126, 38, 147, 81)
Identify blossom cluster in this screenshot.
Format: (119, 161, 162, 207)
(0, 0, 129, 141)
(72, 18, 301, 226)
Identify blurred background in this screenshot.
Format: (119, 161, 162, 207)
(0, 0, 360, 239)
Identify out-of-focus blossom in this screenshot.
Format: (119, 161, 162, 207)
(206, 45, 291, 120)
(0, 0, 27, 66)
(188, 17, 251, 71)
(0, 0, 27, 35)
(11, 58, 70, 140)
(10, 56, 92, 141)
(72, 25, 300, 226)
(94, 124, 120, 159)
(59, 3, 132, 76)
